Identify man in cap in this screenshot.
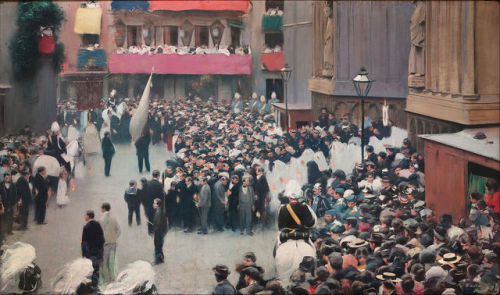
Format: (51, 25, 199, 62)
(101, 131, 115, 177)
(239, 266, 265, 295)
(146, 171, 165, 234)
(238, 174, 256, 235)
(213, 174, 229, 232)
(365, 145, 378, 165)
(197, 176, 211, 235)
(311, 183, 332, 218)
(331, 187, 347, 218)
(135, 130, 151, 173)
(124, 180, 141, 226)
(152, 198, 167, 264)
(342, 192, 360, 221)
(212, 264, 236, 294)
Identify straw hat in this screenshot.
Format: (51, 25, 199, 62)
(438, 253, 461, 265)
(376, 272, 402, 282)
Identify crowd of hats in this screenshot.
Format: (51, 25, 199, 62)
(152, 99, 500, 294)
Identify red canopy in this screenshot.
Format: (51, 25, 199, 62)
(149, 0, 249, 12)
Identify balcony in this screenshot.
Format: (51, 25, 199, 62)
(261, 52, 284, 71)
(109, 53, 252, 75)
(111, 1, 149, 10)
(262, 15, 283, 31)
(149, 1, 248, 12)
(77, 49, 107, 71)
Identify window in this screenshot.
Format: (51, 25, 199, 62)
(265, 0, 284, 12)
(266, 79, 283, 102)
(231, 27, 241, 47)
(127, 26, 142, 47)
(195, 26, 209, 47)
(82, 34, 99, 46)
(164, 26, 178, 46)
(265, 32, 283, 48)
(154, 26, 163, 45)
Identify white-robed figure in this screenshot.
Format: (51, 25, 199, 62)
(258, 95, 270, 114)
(231, 92, 244, 114)
(107, 89, 117, 108)
(274, 180, 317, 285)
(56, 169, 69, 207)
(248, 92, 259, 111)
(268, 91, 279, 112)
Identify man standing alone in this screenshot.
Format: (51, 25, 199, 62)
(33, 167, 49, 225)
(152, 198, 167, 264)
(124, 180, 141, 226)
(212, 175, 228, 232)
(0, 173, 18, 237)
(135, 131, 151, 173)
(81, 210, 105, 287)
(16, 170, 32, 230)
(146, 171, 164, 235)
(101, 131, 115, 177)
(99, 203, 121, 285)
(197, 177, 211, 235)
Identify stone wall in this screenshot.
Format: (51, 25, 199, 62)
(312, 92, 407, 129)
(283, 0, 312, 107)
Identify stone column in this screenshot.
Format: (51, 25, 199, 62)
(127, 75, 134, 98)
(102, 76, 109, 100)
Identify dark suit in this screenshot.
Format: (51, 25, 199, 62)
(33, 173, 49, 224)
(16, 176, 32, 229)
(153, 206, 167, 263)
(145, 179, 164, 234)
(0, 182, 18, 236)
(135, 134, 151, 173)
(81, 219, 105, 285)
(101, 136, 115, 176)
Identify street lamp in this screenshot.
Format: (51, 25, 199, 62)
(280, 64, 293, 130)
(352, 67, 373, 165)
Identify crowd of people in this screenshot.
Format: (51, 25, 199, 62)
(115, 43, 252, 56)
(87, 91, 499, 294)
(1, 89, 499, 294)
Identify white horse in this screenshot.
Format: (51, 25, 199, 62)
(274, 234, 316, 286)
(33, 139, 81, 177)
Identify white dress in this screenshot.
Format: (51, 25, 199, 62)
(56, 178, 69, 206)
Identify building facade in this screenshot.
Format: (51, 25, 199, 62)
(59, 0, 252, 106)
(309, 1, 413, 129)
(405, 1, 500, 152)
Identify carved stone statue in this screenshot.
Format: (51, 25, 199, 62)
(409, 1, 425, 88)
(322, 1, 335, 77)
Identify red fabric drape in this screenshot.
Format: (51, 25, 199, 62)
(149, 0, 249, 12)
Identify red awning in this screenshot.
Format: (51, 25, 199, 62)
(109, 53, 252, 75)
(261, 52, 284, 71)
(149, 0, 249, 12)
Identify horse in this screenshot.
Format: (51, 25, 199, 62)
(32, 139, 83, 193)
(0, 242, 42, 294)
(274, 233, 317, 286)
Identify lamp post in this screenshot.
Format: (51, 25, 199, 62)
(352, 67, 373, 165)
(280, 64, 293, 130)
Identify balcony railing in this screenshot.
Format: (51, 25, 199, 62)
(109, 53, 251, 75)
(110, 1, 248, 12)
(77, 48, 107, 71)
